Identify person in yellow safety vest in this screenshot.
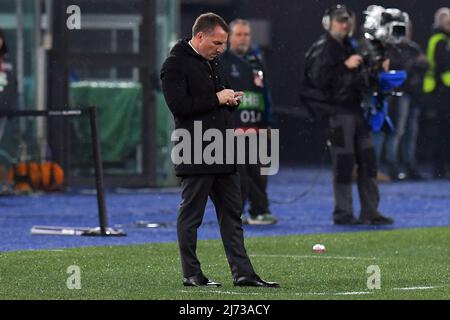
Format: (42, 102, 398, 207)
(424, 8, 450, 179)
(424, 8, 450, 94)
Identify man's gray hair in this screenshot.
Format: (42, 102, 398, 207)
(229, 19, 251, 34)
(433, 7, 450, 29)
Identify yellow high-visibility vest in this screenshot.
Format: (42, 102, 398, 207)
(423, 32, 450, 93)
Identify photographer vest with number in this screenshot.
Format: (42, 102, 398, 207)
(221, 49, 271, 129)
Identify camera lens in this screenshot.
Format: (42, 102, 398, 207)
(392, 25, 406, 37)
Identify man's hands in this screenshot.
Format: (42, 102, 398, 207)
(344, 55, 390, 72)
(216, 89, 244, 107)
(344, 54, 363, 69)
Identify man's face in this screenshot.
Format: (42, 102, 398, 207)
(444, 17, 450, 33)
(330, 17, 351, 39)
(0, 37, 4, 51)
(229, 23, 251, 55)
(195, 26, 228, 60)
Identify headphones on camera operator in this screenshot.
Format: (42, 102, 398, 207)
(322, 4, 353, 31)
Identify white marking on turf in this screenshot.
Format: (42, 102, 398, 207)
(180, 289, 373, 297)
(180, 290, 264, 296)
(334, 291, 373, 295)
(294, 291, 373, 296)
(181, 285, 449, 297)
(393, 286, 436, 291)
(251, 254, 378, 261)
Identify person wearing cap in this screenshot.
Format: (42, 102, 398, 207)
(423, 7, 450, 179)
(301, 5, 394, 225)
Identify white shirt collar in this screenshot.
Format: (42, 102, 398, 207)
(188, 40, 201, 56)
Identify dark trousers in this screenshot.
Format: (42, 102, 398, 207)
(328, 113, 380, 220)
(433, 112, 450, 176)
(177, 173, 256, 278)
(238, 164, 270, 217)
(432, 89, 450, 176)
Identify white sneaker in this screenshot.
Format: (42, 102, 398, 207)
(247, 214, 277, 225)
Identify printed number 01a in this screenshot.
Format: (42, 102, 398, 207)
(241, 110, 261, 123)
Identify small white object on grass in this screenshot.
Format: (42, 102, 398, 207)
(312, 244, 326, 253)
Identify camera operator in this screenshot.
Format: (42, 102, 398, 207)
(301, 5, 394, 225)
(358, 7, 428, 181)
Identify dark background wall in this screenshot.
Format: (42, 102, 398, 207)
(183, 0, 448, 165)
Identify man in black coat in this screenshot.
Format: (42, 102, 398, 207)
(160, 12, 279, 288)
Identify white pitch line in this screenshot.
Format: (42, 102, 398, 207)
(180, 289, 373, 297)
(250, 254, 378, 261)
(180, 290, 264, 296)
(393, 286, 436, 291)
(393, 284, 450, 291)
(294, 291, 373, 296)
(334, 291, 373, 295)
(181, 285, 450, 297)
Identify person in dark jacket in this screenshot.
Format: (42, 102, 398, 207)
(221, 19, 277, 225)
(423, 8, 450, 179)
(383, 28, 429, 181)
(160, 13, 279, 288)
(0, 28, 16, 149)
(301, 5, 394, 225)
(0, 29, 15, 112)
(0, 28, 15, 193)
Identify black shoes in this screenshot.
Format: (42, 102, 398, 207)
(183, 274, 221, 287)
(183, 274, 280, 288)
(388, 164, 427, 181)
(406, 167, 425, 181)
(388, 164, 407, 181)
(433, 170, 450, 180)
(360, 214, 394, 225)
(334, 216, 360, 225)
(334, 214, 394, 225)
(233, 275, 280, 288)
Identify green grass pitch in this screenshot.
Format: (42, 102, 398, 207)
(1, 227, 450, 300)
